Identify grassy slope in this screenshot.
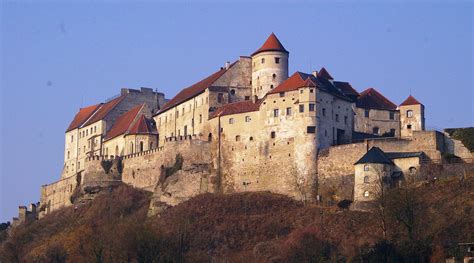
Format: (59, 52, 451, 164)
(1, 177, 473, 262)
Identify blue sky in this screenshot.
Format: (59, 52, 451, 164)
(1, 1, 472, 221)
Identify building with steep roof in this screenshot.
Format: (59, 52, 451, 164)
(399, 95, 425, 137)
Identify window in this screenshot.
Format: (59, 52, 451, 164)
(335, 114, 339, 122)
(71, 135, 73, 142)
(364, 176, 369, 183)
(229, 118, 235, 124)
(286, 107, 292, 116)
(364, 191, 369, 197)
(307, 126, 316, 133)
(139, 141, 144, 152)
(407, 124, 412, 130)
(299, 104, 304, 113)
(115, 146, 118, 156)
(130, 142, 134, 154)
(67, 151, 70, 159)
(261, 58, 265, 64)
(270, 131, 276, 139)
(364, 165, 369, 171)
(275, 57, 280, 64)
(218, 93, 223, 103)
(245, 96, 250, 100)
(245, 116, 251, 122)
(208, 133, 212, 141)
(270, 85, 274, 89)
(365, 109, 370, 118)
(94, 126, 97, 133)
(150, 142, 153, 150)
(273, 109, 279, 117)
(309, 103, 315, 112)
(300, 89, 303, 94)
(86, 130, 88, 136)
(389, 111, 395, 120)
(310, 89, 314, 93)
(344, 116, 348, 124)
(322, 108, 326, 116)
(373, 127, 380, 135)
(272, 73, 276, 80)
(409, 167, 417, 174)
(249, 136, 254, 141)
(407, 110, 413, 118)
(230, 89, 236, 95)
(390, 129, 396, 136)
(199, 114, 202, 123)
(235, 135, 240, 141)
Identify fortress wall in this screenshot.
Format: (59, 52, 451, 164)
(40, 174, 79, 216)
(122, 139, 212, 191)
(317, 131, 445, 202)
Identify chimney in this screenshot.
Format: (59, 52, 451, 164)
(312, 70, 318, 77)
(225, 61, 231, 70)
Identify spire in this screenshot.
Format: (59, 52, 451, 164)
(252, 33, 288, 56)
(400, 95, 422, 106)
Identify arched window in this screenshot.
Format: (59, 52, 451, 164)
(130, 142, 134, 154)
(407, 110, 413, 118)
(364, 191, 370, 197)
(364, 176, 369, 183)
(364, 165, 369, 171)
(140, 141, 144, 152)
(272, 73, 276, 80)
(230, 89, 236, 95)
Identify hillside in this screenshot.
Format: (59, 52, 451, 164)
(1, 177, 473, 262)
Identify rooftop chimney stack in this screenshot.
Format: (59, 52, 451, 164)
(225, 61, 230, 70)
(312, 71, 318, 77)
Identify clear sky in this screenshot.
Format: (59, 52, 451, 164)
(1, 1, 472, 222)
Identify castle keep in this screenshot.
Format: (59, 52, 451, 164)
(15, 33, 472, 222)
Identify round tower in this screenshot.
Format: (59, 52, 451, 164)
(251, 33, 289, 99)
(399, 95, 425, 137)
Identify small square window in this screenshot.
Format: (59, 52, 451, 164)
(364, 165, 369, 171)
(261, 58, 265, 64)
(407, 124, 412, 129)
(407, 110, 413, 118)
(270, 131, 276, 139)
(279, 92, 285, 97)
(245, 116, 251, 122)
(286, 107, 292, 116)
(229, 118, 234, 124)
(389, 111, 395, 120)
(307, 126, 316, 133)
(309, 104, 315, 111)
(275, 57, 280, 64)
(310, 89, 314, 93)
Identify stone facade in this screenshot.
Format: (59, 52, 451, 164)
(353, 107, 400, 137)
(400, 103, 425, 137)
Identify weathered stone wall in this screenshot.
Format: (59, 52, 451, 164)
(251, 50, 289, 99)
(122, 139, 212, 191)
(443, 132, 473, 161)
(317, 130, 445, 202)
(400, 104, 425, 137)
(40, 174, 79, 216)
(353, 107, 400, 137)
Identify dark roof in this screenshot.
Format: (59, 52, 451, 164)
(83, 95, 126, 127)
(209, 100, 261, 119)
(104, 104, 144, 141)
(158, 63, 235, 114)
(66, 104, 101, 132)
(317, 67, 333, 80)
(356, 88, 397, 110)
(268, 71, 352, 101)
(252, 33, 288, 56)
(384, 152, 423, 159)
(400, 95, 423, 106)
(334, 81, 359, 97)
(354, 147, 394, 165)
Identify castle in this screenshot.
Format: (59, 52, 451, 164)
(12, 33, 472, 224)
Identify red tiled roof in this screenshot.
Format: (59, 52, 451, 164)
(252, 33, 288, 56)
(210, 100, 261, 119)
(356, 88, 397, 110)
(159, 64, 235, 114)
(400, 95, 422, 106)
(66, 104, 102, 132)
(317, 67, 333, 80)
(268, 72, 306, 94)
(333, 81, 359, 97)
(83, 95, 126, 127)
(129, 115, 156, 135)
(104, 104, 143, 140)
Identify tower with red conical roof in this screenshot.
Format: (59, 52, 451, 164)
(251, 33, 289, 99)
(399, 95, 425, 137)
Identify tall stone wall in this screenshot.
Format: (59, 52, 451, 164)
(122, 139, 212, 191)
(40, 174, 79, 217)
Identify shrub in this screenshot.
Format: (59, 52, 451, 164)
(281, 227, 333, 262)
(337, 199, 352, 210)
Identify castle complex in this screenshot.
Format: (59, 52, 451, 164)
(12, 33, 472, 223)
